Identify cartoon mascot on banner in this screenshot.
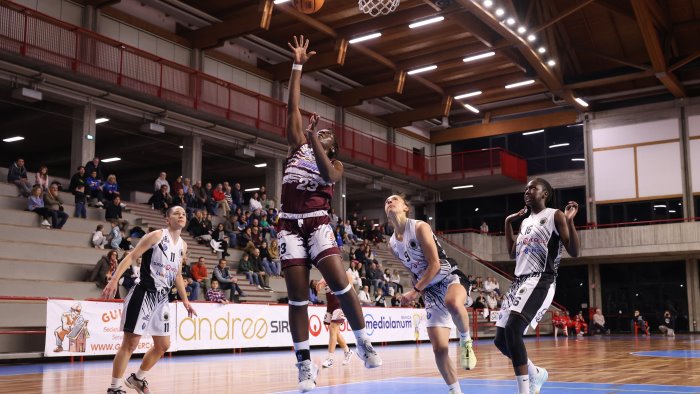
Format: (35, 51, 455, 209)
(54, 303, 90, 352)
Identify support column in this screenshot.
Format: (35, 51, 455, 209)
(583, 114, 597, 225)
(265, 157, 284, 210)
(331, 176, 346, 220)
(190, 48, 203, 70)
(181, 135, 202, 183)
(70, 104, 96, 174)
(679, 103, 696, 218)
(686, 259, 700, 333)
(588, 263, 602, 310)
(81, 4, 98, 31)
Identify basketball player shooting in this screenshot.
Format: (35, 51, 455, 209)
(280, 35, 382, 392)
(102, 206, 197, 394)
(496, 178, 580, 394)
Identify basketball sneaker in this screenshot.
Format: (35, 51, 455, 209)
(125, 373, 151, 394)
(296, 359, 318, 392)
(342, 349, 354, 365)
(321, 357, 334, 368)
(106, 388, 126, 394)
(459, 338, 477, 370)
(355, 339, 382, 368)
(529, 366, 548, 394)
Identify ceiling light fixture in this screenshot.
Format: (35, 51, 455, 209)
(349, 32, 381, 44)
(254, 163, 268, 168)
(409, 16, 444, 29)
(537, 46, 546, 54)
(454, 90, 482, 99)
(571, 158, 585, 162)
(463, 103, 479, 114)
(522, 129, 544, 136)
(495, 8, 505, 16)
(527, 34, 536, 42)
(95, 117, 109, 124)
(407, 65, 437, 75)
(102, 157, 121, 163)
(517, 26, 526, 34)
(2, 136, 24, 142)
(567, 123, 583, 128)
(179, 145, 183, 149)
(506, 17, 516, 26)
(452, 185, 474, 190)
(549, 143, 570, 148)
(547, 59, 556, 67)
(505, 79, 535, 89)
(245, 187, 261, 192)
(575, 97, 589, 107)
(654, 204, 667, 208)
(463, 51, 496, 62)
(482, 0, 493, 8)
(273, 0, 290, 3)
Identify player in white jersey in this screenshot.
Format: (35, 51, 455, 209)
(496, 178, 580, 394)
(102, 206, 197, 394)
(385, 194, 476, 394)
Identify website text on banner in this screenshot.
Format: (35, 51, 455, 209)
(44, 299, 178, 357)
(45, 300, 457, 356)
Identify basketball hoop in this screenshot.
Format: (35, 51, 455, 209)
(358, 0, 400, 17)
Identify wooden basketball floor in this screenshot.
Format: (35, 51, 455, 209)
(1, 335, 699, 393)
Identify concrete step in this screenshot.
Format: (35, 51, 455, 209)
(0, 258, 94, 282)
(0, 239, 106, 266)
(0, 278, 102, 299)
(0, 300, 47, 327)
(0, 208, 120, 233)
(0, 223, 95, 249)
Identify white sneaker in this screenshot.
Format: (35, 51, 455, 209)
(321, 357, 334, 368)
(41, 219, 51, 227)
(342, 349, 354, 365)
(529, 367, 548, 394)
(459, 338, 477, 370)
(355, 338, 382, 368)
(296, 359, 318, 392)
(95, 201, 104, 207)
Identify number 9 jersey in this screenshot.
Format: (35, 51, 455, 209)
(280, 144, 334, 214)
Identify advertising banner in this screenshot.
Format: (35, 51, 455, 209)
(44, 299, 178, 357)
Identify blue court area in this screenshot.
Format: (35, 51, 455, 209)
(632, 350, 700, 359)
(273, 377, 700, 394)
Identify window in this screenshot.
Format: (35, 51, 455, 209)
(596, 198, 683, 226)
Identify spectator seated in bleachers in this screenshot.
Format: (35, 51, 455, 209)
(180, 258, 199, 301)
(192, 180, 207, 210)
(238, 226, 253, 250)
(28, 185, 52, 228)
(268, 239, 282, 277)
(43, 183, 69, 229)
(374, 287, 387, 307)
(73, 184, 87, 219)
(90, 250, 118, 289)
(105, 196, 129, 230)
(552, 311, 569, 338)
(120, 256, 141, 291)
(258, 241, 277, 277)
(211, 223, 230, 258)
(250, 248, 272, 291)
(222, 215, 238, 247)
(102, 174, 121, 203)
(149, 184, 172, 214)
(186, 210, 211, 243)
(34, 165, 49, 192)
(207, 280, 230, 304)
(347, 261, 362, 290)
(390, 292, 401, 307)
(85, 170, 104, 207)
(633, 310, 651, 336)
(68, 165, 86, 193)
(659, 310, 675, 337)
(212, 259, 245, 302)
(154, 171, 169, 193)
(485, 292, 498, 310)
(343, 219, 360, 245)
(390, 269, 403, 294)
(473, 292, 487, 309)
(237, 253, 261, 289)
(574, 311, 589, 336)
(259, 211, 276, 239)
(357, 285, 372, 306)
(308, 280, 323, 305)
(483, 276, 501, 296)
(171, 175, 183, 196)
(107, 221, 132, 251)
(212, 183, 230, 217)
(172, 188, 188, 212)
(191, 257, 210, 300)
(92, 224, 108, 249)
(591, 308, 610, 335)
(84, 157, 103, 183)
(367, 262, 386, 294)
(204, 182, 216, 215)
(8, 157, 32, 197)
(249, 191, 263, 212)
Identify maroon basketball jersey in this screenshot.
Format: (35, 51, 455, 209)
(281, 144, 334, 214)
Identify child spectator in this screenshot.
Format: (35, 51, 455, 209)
(28, 185, 52, 227)
(207, 280, 229, 304)
(73, 184, 87, 219)
(633, 310, 650, 336)
(35, 165, 49, 191)
(374, 288, 387, 307)
(92, 224, 108, 249)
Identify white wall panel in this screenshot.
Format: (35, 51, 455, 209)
(137, 31, 157, 55)
(592, 119, 678, 149)
(690, 139, 700, 193)
(689, 115, 700, 137)
(172, 46, 190, 66)
(636, 142, 682, 197)
(118, 23, 138, 47)
(98, 15, 120, 40)
(155, 38, 174, 61)
(61, 1, 82, 25)
(12, 0, 36, 8)
(435, 144, 452, 174)
(37, 0, 61, 19)
(593, 148, 636, 201)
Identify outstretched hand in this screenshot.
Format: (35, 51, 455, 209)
(288, 35, 316, 65)
(506, 206, 528, 223)
(564, 201, 579, 221)
(306, 113, 320, 138)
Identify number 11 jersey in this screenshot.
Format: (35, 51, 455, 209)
(281, 143, 334, 214)
(139, 229, 184, 292)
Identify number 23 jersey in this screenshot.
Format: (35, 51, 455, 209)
(281, 143, 334, 214)
(389, 218, 453, 289)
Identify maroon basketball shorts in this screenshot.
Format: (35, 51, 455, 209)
(277, 213, 340, 269)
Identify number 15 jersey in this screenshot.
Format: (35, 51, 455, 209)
(281, 143, 334, 214)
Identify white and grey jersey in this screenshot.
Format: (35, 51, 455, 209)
(514, 208, 562, 277)
(139, 229, 184, 291)
(389, 218, 453, 289)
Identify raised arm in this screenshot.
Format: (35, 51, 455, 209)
(554, 201, 580, 257)
(286, 35, 316, 149)
(306, 113, 344, 183)
(101, 230, 162, 299)
(505, 206, 527, 259)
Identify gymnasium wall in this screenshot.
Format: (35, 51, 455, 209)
(687, 112, 700, 194)
(590, 103, 685, 203)
(10, 0, 82, 25)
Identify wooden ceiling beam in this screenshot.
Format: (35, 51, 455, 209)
(325, 71, 407, 107)
(432, 110, 578, 143)
(593, 0, 636, 21)
(381, 97, 453, 128)
(263, 39, 348, 81)
(564, 70, 655, 90)
(670, 51, 700, 72)
(181, 0, 273, 50)
(456, 0, 586, 111)
(630, 0, 686, 97)
(533, 0, 595, 33)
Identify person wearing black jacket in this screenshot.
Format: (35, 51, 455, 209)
(8, 158, 31, 197)
(659, 310, 676, 337)
(68, 166, 86, 193)
(105, 196, 129, 230)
